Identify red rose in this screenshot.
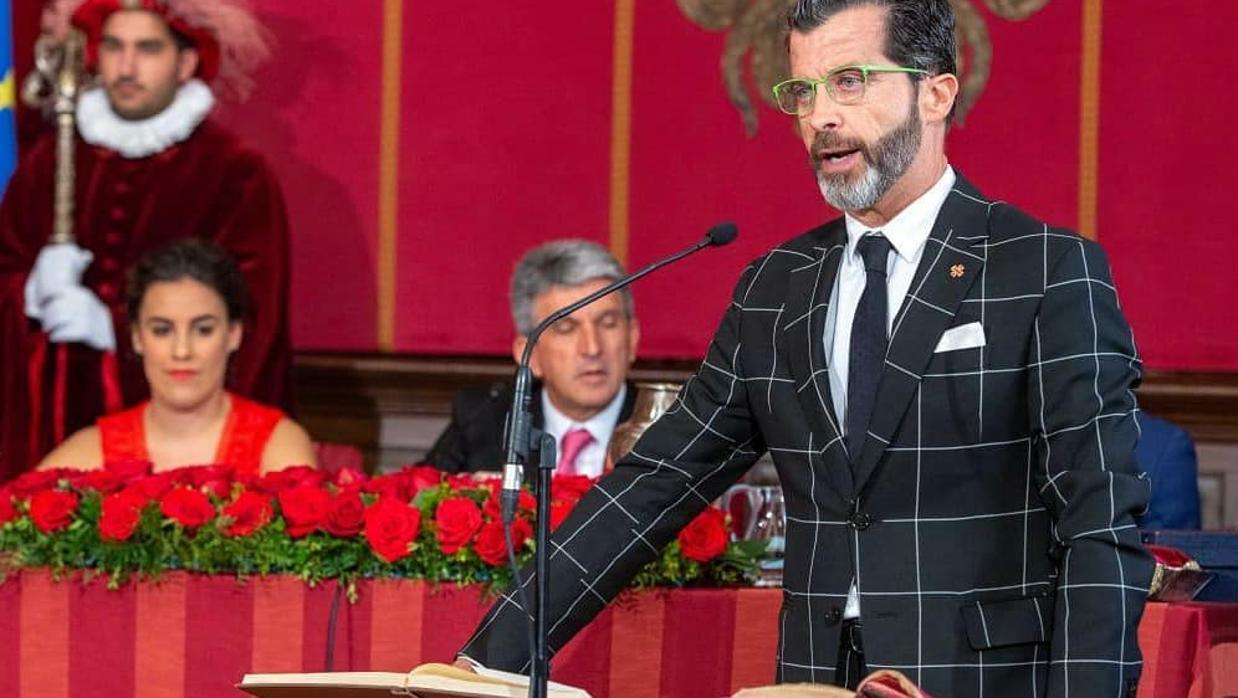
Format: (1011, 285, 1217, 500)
(481, 481, 535, 520)
(67, 470, 122, 494)
(434, 496, 483, 554)
(161, 465, 228, 498)
(324, 490, 366, 537)
(363, 497, 422, 563)
(678, 507, 729, 562)
(252, 466, 322, 495)
(99, 490, 146, 542)
(182, 465, 235, 499)
(473, 518, 533, 566)
(197, 478, 231, 500)
(281, 466, 326, 488)
(166, 466, 199, 486)
(363, 474, 410, 502)
(160, 487, 216, 529)
(277, 485, 331, 538)
(0, 489, 17, 526)
(132, 472, 176, 500)
(404, 465, 444, 495)
(331, 467, 368, 490)
(9, 469, 63, 498)
(117, 484, 152, 507)
(185, 464, 234, 485)
(104, 458, 153, 482)
(233, 470, 260, 492)
(445, 473, 480, 490)
(29, 489, 79, 533)
(221, 491, 274, 537)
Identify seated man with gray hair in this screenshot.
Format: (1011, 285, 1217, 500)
(425, 240, 640, 475)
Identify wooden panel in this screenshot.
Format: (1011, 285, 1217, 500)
(292, 352, 696, 469)
(294, 353, 1238, 474)
(1136, 372, 1238, 444)
(1198, 443, 1238, 529)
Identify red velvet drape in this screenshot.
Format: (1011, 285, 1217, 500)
(11, 1, 1236, 369)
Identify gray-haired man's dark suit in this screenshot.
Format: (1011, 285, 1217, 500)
(461, 175, 1152, 698)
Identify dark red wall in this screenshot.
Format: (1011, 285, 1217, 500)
(13, 1, 1237, 370)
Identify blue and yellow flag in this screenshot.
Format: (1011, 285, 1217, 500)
(0, 1, 17, 197)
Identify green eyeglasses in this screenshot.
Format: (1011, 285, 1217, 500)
(772, 64, 930, 115)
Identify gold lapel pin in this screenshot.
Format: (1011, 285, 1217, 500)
(949, 263, 965, 278)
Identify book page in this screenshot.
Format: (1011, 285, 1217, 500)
(239, 664, 591, 698)
(411, 663, 591, 697)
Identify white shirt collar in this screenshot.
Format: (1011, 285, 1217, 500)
(541, 383, 628, 447)
(843, 165, 957, 262)
(76, 79, 215, 159)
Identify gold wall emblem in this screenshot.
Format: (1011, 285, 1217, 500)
(677, 0, 1051, 136)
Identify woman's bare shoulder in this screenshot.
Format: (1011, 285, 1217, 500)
(259, 418, 318, 474)
(36, 426, 104, 472)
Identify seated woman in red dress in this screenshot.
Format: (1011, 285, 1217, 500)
(38, 240, 315, 475)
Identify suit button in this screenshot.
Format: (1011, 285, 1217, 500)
(110, 206, 126, 222)
(823, 607, 842, 627)
(848, 511, 872, 530)
(97, 281, 118, 302)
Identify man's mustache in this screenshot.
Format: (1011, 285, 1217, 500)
(809, 132, 869, 169)
(108, 78, 143, 91)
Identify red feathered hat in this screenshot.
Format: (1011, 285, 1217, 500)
(70, 0, 221, 82)
(45, 0, 269, 100)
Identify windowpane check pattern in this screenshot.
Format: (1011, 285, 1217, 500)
(461, 174, 1152, 698)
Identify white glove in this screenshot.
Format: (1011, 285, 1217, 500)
(40, 285, 117, 351)
(24, 242, 95, 321)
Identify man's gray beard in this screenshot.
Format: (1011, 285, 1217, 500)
(816, 106, 922, 212)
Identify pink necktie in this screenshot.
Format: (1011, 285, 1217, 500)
(557, 428, 595, 476)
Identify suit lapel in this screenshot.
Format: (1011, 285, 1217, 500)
(618, 381, 637, 423)
(531, 384, 546, 431)
(852, 176, 994, 493)
(781, 221, 852, 494)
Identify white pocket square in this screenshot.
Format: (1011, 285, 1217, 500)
(934, 321, 986, 353)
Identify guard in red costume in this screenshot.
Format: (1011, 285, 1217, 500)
(0, 0, 290, 481)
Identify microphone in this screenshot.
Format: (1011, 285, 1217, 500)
(706, 221, 738, 247)
(500, 222, 739, 521)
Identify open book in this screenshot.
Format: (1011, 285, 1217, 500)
(238, 662, 592, 698)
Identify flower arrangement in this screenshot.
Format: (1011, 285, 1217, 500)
(0, 462, 765, 593)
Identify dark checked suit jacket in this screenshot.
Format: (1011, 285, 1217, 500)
(460, 175, 1153, 698)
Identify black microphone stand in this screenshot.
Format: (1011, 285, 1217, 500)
(500, 223, 738, 698)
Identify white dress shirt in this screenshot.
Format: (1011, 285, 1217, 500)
(824, 165, 957, 428)
(822, 165, 957, 619)
(540, 384, 628, 478)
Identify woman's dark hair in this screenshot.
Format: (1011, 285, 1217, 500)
(126, 239, 248, 324)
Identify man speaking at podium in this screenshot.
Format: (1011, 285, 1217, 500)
(460, 1, 1152, 696)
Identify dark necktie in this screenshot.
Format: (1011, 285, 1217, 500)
(846, 233, 892, 461)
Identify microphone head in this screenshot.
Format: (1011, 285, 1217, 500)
(706, 222, 739, 247)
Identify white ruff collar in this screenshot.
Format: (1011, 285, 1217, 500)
(76, 79, 215, 159)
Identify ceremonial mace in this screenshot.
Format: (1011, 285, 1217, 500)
(20, 29, 88, 450)
(23, 27, 86, 244)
